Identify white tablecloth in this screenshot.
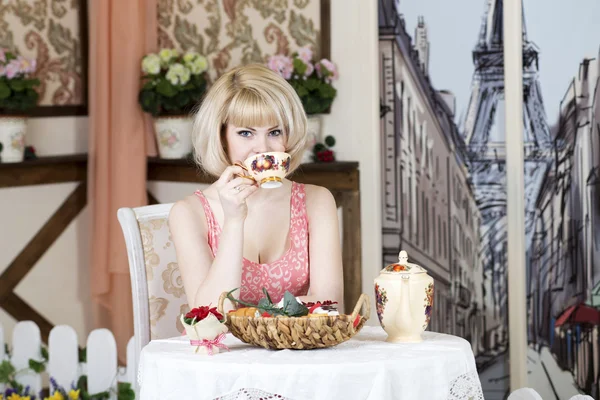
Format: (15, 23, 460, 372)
(138, 326, 484, 400)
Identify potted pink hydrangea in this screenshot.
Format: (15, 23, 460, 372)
(0, 48, 40, 163)
(266, 46, 339, 163)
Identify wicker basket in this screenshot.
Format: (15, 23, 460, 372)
(217, 292, 371, 350)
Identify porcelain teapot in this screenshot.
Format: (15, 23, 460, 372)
(374, 250, 434, 343)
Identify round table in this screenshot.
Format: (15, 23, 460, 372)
(138, 326, 484, 400)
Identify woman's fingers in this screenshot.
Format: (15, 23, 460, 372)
(226, 176, 257, 190)
(216, 166, 246, 187)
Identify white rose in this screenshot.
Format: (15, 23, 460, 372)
(141, 54, 161, 75)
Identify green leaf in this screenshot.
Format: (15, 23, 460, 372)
(9, 79, 25, 92)
(319, 83, 336, 99)
(292, 58, 307, 76)
(89, 390, 111, 400)
(77, 374, 88, 392)
(28, 358, 46, 373)
(9, 379, 23, 394)
(303, 77, 320, 92)
(156, 78, 177, 97)
(0, 360, 15, 384)
(282, 291, 308, 317)
(41, 345, 49, 361)
(117, 382, 135, 400)
(0, 81, 11, 99)
(324, 135, 336, 147)
(262, 287, 273, 305)
(79, 347, 87, 363)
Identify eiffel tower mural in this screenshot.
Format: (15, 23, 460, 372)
(461, 0, 553, 369)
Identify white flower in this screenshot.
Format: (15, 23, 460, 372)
(183, 51, 199, 63)
(166, 63, 191, 85)
(159, 48, 179, 67)
(141, 53, 161, 75)
(183, 52, 208, 74)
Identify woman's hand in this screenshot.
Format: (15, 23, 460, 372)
(215, 165, 258, 222)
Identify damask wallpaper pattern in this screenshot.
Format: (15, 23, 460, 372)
(157, 0, 323, 81)
(1, 0, 83, 107)
(3, 0, 323, 108)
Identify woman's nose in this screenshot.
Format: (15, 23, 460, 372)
(252, 134, 269, 153)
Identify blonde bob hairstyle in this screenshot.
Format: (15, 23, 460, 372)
(193, 64, 308, 178)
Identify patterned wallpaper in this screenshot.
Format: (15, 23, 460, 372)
(1, 0, 84, 107)
(157, 0, 324, 81)
(2, 0, 323, 109)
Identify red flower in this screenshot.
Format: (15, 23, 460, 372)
(185, 305, 224, 323)
(316, 149, 335, 163)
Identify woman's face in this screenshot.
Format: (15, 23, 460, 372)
(224, 123, 286, 163)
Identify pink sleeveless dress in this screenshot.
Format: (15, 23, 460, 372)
(194, 182, 310, 304)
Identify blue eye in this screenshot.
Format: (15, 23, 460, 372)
(238, 130, 252, 137)
(269, 129, 283, 136)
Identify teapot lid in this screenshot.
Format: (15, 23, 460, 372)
(382, 250, 427, 274)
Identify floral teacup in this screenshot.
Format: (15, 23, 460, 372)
(237, 152, 291, 189)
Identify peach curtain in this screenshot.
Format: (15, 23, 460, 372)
(88, 0, 157, 359)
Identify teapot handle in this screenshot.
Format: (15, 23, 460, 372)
(350, 293, 371, 324)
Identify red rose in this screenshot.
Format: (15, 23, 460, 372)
(185, 306, 224, 324)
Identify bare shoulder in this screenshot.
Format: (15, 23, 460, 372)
(303, 184, 336, 212)
(168, 193, 207, 233)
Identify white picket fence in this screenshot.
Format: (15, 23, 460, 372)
(0, 321, 136, 398)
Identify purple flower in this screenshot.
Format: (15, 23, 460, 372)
(296, 46, 313, 64)
(266, 54, 293, 80)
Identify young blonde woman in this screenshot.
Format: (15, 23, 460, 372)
(168, 64, 344, 311)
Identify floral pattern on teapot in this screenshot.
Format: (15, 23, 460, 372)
(423, 283, 434, 330)
(375, 283, 388, 328)
(384, 264, 409, 272)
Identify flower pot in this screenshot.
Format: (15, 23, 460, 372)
(0, 116, 27, 163)
(153, 115, 193, 159)
(302, 114, 323, 164)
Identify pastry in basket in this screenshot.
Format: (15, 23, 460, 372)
(226, 288, 311, 318)
(219, 287, 370, 350)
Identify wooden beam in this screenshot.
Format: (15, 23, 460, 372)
(0, 183, 87, 301)
(1, 293, 54, 343)
(0, 155, 87, 188)
(340, 190, 362, 315)
(147, 157, 359, 191)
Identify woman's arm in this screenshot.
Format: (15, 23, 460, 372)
(302, 185, 345, 311)
(168, 166, 257, 307)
